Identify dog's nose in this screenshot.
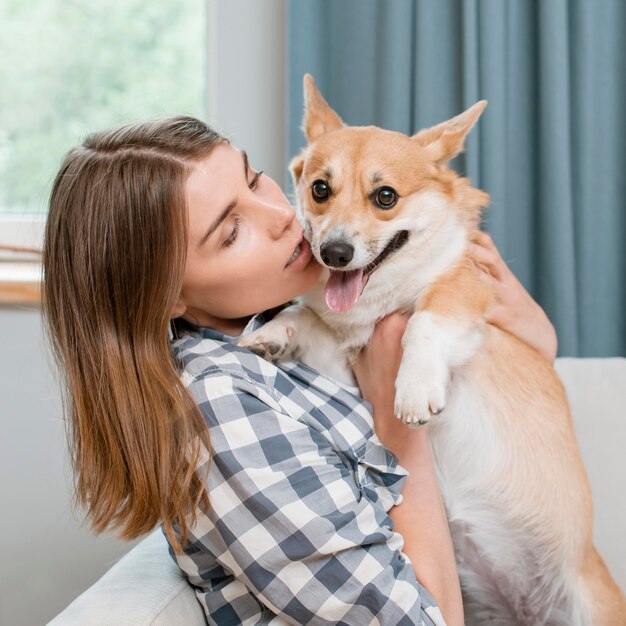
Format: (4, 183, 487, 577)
(320, 241, 354, 267)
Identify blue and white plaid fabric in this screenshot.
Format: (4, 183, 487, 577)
(166, 312, 447, 626)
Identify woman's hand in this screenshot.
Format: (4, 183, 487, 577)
(469, 231, 558, 362)
(351, 313, 407, 412)
(351, 313, 418, 456)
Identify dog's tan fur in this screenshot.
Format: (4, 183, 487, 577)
(240, 75, 626, 625)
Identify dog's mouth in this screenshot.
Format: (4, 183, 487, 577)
(324, 230, 409, 313)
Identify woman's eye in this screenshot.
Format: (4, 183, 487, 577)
(373, 186, 398, 209)
(223, 218, 240, 248)
(249, 169, 263, 190)
(311, 179, 330, 202)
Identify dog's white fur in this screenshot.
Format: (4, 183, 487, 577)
(239, 76, 626, 625)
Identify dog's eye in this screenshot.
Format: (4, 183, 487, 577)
(374, 186, 398, 209)
(311, 179, 330, 202)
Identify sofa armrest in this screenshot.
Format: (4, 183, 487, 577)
(47, 529, 205, 626)
(554, 357, 626, 592)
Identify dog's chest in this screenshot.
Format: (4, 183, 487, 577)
(307, 271, 429, 353)
(427, 375, 528, 622)
(427, 371, 581, 626)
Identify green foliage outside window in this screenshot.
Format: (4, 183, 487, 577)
(0, 0, 206, 213)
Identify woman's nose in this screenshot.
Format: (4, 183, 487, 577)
(262, 200, 295, 239)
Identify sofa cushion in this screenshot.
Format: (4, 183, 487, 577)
(555, 357, 626, 591)
(47, 529, 205, 626)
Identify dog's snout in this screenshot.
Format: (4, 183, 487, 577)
(320, 241, 354, 268)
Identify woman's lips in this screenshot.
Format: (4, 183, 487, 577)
(285, 237, 313, 270)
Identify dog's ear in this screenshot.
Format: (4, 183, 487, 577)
(412, 101, 487, 164)
(289, 151, 305, 186)
(302, 74, 343, 143)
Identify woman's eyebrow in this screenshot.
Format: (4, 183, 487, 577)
(198, 151, 249, 248)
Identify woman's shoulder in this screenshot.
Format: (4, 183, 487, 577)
(171, 327, 376, 454)
(171, 327, 279, 392)
(171, 327, 407, 512)
(170, 323, 365, 419)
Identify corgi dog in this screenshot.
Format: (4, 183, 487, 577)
(239, 75, 626, 625)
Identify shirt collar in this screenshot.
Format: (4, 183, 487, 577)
(177, 310, 268, 345)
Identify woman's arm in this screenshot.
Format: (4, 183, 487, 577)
(468, 231, 558, 362)
(353, 314, 464, 626)
(175, 369, 448, 625)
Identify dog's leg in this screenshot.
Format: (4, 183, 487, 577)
(239, 303, 356, 384)
(394, 310, 485, 425)
(237, 303, 331, 361)
(394, 258, 493, 425)
(238, 304, 306, 360)
(581, 546, 626, 626)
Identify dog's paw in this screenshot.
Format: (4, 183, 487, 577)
(394, 360, 449, 426)
(237, 323, 294, 361)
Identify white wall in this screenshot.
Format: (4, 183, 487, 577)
(0, 305, 137, 626)
(206, 0, 288, 190)
(0, 2, 288, 624)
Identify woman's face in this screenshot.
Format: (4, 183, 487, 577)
(173, 144, 321, 333)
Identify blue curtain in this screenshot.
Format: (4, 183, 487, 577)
(287, 0, 626, 357)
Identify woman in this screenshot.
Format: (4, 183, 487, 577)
(43, 116, 557, 626)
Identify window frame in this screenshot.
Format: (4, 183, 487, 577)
(0, 215, 45, 304)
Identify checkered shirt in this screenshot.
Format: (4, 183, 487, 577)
(166, 312, 447, 626)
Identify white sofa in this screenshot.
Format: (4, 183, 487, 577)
(48, 358, 626, 625)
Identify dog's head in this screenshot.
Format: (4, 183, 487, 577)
(290, 74, 489, 312)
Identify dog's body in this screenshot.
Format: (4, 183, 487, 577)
(240, 76, 626, 625)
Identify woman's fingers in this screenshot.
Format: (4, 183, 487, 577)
(468, 244, 503, 281)
(468, 242, 504, 281)
(484, 303, 510, 326)
(352, 311, 411, 410)
(469, 235, 559, 361)
(375, 311, 411, 341)
(470, 229, 492, 245)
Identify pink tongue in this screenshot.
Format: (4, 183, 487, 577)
(324, 269, 366, 312)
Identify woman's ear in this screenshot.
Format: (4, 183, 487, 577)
(302, 74, 343, 143)
(171, 300, 187, 320)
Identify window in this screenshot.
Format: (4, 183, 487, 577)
(0, 0, 207, 298)
(0, 0, 289, 304)
(1, 0, 207, 216)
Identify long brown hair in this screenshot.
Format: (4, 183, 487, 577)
(43, 116, 226, 552)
